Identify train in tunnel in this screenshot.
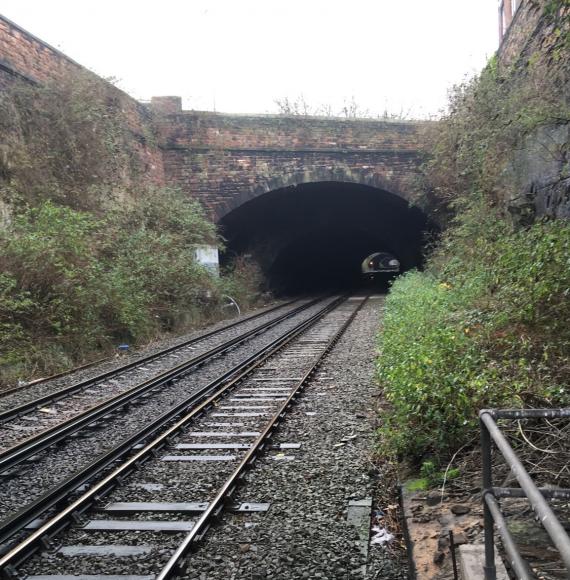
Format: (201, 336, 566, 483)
(218, 181, 432, 294)
(361, 252, 400, 282)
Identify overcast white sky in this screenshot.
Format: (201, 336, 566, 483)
(2, 1, 499, 118)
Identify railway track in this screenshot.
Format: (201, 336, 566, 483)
(0, 297, 335, 537)
(0, 299, 304, 419)
(0, 298, 320, 464)
(0, 357, 112, 400)
(0, 294, 366, 579)
(0, 296, 338, 539)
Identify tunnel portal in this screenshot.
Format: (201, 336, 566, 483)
(219, 181, 432, 295)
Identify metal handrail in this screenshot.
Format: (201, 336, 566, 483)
(479, 408, 570, 580)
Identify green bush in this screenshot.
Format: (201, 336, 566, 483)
(219, 256, 266, 312)
(0, 202, 107, 381)
(0, 69, 266, 387)
(0, 191, 251, 386)
(377, 207, 570, 460)
(378, 270, 491, 458)
(380, 6, 570, 462)
(102, 189, 219, 337)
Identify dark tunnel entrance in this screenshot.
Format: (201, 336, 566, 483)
(219, 181, 434, 295)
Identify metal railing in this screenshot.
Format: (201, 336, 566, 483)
(480, 408, 570, 580)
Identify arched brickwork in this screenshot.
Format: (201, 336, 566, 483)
(156, 108, 428, 221)
(214, 166, 412, 220)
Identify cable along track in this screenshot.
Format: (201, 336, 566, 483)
(0, 295, 367, 580)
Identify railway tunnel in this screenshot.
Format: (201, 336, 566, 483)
(219, 181, 433, 294)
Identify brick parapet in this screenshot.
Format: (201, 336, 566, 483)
(159, 110, 427, 153)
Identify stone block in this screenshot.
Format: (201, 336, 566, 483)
(459, 544, 509, 580)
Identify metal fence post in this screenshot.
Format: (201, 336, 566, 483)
(481, 413, 497, 580)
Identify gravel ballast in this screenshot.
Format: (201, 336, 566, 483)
(180, 295, 405, 580)
(12, 296, 406, 580)
(0, 298, 334, 522)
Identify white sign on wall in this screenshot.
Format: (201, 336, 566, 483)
(194, 245, 219, 276)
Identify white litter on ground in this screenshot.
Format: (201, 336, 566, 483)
(370, 526, 395, 546)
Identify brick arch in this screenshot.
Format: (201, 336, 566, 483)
(159, 111, 426, 218)
(213, 166, 411, 221)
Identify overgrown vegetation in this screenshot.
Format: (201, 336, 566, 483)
(274, 95, 410, 120)
(0, 191, 260, 386)
(377, 2, 570, 462)
(0, 70, 264, 386)
(379, 211, 570, 459)
(0, 70, 151, 211)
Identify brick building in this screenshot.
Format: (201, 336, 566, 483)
(498, 0, 522, 39)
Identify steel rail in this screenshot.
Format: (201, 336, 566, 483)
(493, 487, 570, 500)
(0, 298, 319, 475)
(483, 492, 533, 580)
(0, 299, 299, 417)
(157, 296, 367, 579)
(0, 357, 111, 399)
(485, 408, 570, 420)
(0, 296, 346, 574)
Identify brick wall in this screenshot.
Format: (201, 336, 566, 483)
(0, 14, 428, 222)
(0, 15, 165, 184)
(0, 15, 428, 221)
(157, 109, 428, 219)
(497, 0, 570, 219)
(0, 15, 76, 86)
(498, 0, 568, 70)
